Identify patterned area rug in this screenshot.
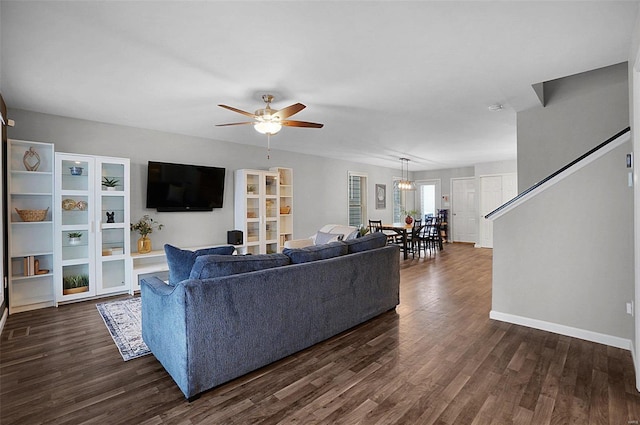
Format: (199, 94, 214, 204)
(96, 297, 150, 361)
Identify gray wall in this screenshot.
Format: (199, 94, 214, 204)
(517, 62, 629, 192)
(493, 63, 633, 345)
(413, 166, 475, 200)
(493, 141, 634, 341)
(7, 108, 400, 249)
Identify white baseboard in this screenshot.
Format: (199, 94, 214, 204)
(0, 307, 7, 335)
(489, 310, 632, 351)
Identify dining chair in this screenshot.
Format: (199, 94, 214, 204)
(409, 220, 427, 258)
(427, 217, 443, 252)
(406, 219, 421, 257)
(368, 219, 383, 234)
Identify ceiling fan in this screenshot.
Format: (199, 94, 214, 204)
(216, 94, 324, 136)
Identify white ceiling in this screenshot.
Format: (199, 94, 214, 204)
(2, 1, 638, 171)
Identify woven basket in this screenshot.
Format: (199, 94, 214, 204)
(15, 207, 48, 222)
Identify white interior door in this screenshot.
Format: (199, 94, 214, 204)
(452, 178, 477, 243)
(479, 176, 503, 248)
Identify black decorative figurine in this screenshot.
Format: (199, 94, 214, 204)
(106, 211, 115, 223)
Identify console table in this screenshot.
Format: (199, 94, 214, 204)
(128, 243, 243, 293)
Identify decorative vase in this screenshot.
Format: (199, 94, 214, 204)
(138, 236, 152, 254)
(405, 215, 413, 225)
(69, 166, 83, 176)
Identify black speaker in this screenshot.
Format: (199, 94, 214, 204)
(227, 230, 243, 245)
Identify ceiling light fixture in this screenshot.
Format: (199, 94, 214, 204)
(398, 157, 415, 191)
(253, 97, 283, 135)
(253, 120, 282, 135)
(488, 103, 504, 112)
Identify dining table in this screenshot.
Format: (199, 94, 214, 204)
(381, 222, 413, 260)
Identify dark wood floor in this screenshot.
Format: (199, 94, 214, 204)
(2, 243, 640, 424)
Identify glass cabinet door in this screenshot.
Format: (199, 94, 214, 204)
(264, 172, 279, 254)
(56, 154, 96, 302)
(96, 159, 129, 295)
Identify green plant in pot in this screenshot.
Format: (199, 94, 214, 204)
(67, 232, 83, 246)
(63, 274, 89, 294)
(102, 177, 120, 190)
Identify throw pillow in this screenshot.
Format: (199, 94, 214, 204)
(314, 230, 344, 245)
(189, 253, 291, 280)
(165, 244, 236, 285)
(344, 229, 360, 241)
(283, 241, 348, 264)
(344, 232, 387, 254)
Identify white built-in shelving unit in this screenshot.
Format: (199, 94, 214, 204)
(54, 153, 131, 304)
(234, 169, 280, 255)
(7, 140, 55, 314)
(270, 167, 293, 251)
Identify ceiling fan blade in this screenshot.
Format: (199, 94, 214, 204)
(281, 120, 324, 129)
(218, 104, 258, 119)
(216, 122, 255, 127)
(272, 103, 305, 120)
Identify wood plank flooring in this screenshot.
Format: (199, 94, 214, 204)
(2, 243, 640, 424)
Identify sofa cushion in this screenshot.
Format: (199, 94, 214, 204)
(344, 232, 388, 253)
(165, 244, 236, 285)
(314, 230, 344, 245)
(283, 241, 348, 264)
(189, 253, 290, 280)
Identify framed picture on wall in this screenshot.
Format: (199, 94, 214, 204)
(375, 184, 386, 209)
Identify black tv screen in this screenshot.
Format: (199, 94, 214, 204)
(146, 161, 226, 211)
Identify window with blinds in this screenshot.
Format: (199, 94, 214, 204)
(348, 172, 367, 227)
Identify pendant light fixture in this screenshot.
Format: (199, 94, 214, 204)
(398, 157, 415, 191)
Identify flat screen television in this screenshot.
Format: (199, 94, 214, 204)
(146, 161, 226, 211)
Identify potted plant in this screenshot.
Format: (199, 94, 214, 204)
(102, 177, 120, 191)
(131, 214, 164, 254)
(67, 232, 83, 245)
(402, 209, 419, 225)
(63, 274, 89, 295)
(358, 225, 369, 238)
(247, 185, 256, 194)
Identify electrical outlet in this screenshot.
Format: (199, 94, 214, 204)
(627, 301, 634, 316)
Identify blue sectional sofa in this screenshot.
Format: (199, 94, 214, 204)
(140, 232, 400, 399)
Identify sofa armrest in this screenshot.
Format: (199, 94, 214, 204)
(140, 276, 175, 295)
(284, 238, 314, 249)
(140, 277, 190, 398)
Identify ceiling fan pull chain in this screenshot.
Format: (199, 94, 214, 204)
(267, 133, 271, 160)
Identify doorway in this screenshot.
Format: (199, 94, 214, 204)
(416, 179, 441, 221)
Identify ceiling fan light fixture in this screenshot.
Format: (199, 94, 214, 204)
(254, 120, 282, 135)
